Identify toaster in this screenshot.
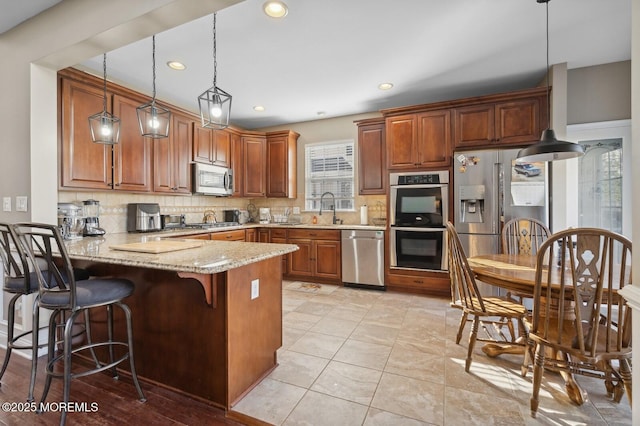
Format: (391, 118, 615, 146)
(127, 203, 161, 232)
(161, 214, 186, 229)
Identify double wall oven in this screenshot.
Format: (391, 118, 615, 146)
(390, 171, 449, 272)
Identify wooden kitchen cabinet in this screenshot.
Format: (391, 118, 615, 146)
(356, 118, 386, 194)
(269, 228, 288, 274)
(453, 96, 544, 148)
(266, 130, 299, 198)
(287, 229, 341, 283)
(154, 113, 193, 194)
(386, 110, 451, 170)
(245, 228, 257, 242)
(210, 229, 246, 241)
(59, 77, 114, 190)
(193, 125, 231, 167)
(230, 131, 244, 197)
(241, 135, 267, 197)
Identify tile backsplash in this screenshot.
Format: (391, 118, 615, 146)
(58, 191, 387, 234)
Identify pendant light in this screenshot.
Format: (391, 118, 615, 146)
(137, 35, 171, 138)
(198, 13, 232, 129)
(88, 53, 120, 144)
(516, 0, 584, 162)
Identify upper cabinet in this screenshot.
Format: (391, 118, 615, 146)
(240, 135, 267, 197)
(266, 130, 299, 198)
(355, 118, 386, 195)
(386, 109, 451, 170)
(193, 125, 231, 167)
(453, 92, 547, 149)
(154, 113, 193, 194)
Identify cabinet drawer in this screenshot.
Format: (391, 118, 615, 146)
(287, 229, 340, 241)
(210, 229, 246, 241)
(270, 228, 287, 239)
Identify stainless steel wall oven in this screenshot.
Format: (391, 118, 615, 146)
(389, 171, 449, 272)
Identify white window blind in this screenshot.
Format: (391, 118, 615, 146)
(305, 140, 354, 211)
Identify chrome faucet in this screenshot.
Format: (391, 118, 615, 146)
(319, 192, 340, 224)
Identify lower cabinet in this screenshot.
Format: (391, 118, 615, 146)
(287, 229, 341, 283)
(210, 229, 246, 241)
(269, 228, 288, 275)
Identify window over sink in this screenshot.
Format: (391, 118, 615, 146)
(305, 140, 354, 212)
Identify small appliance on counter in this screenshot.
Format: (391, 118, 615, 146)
(57, 202, 85, 240)
(161, 214, 186, 230)
(222, 209, 239, 223)
(82, 199, 106, 236)
(259, 208, 271, 224)
(127, 203, 161, 232)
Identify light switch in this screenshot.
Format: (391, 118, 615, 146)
(251, 279, 259, 300)
(16, 196, 27, 212)
(2, 197, 11, 212)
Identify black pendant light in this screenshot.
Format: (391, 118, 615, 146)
(88, 53, 120, 144)
(516, 0, 584, 162)
(198, 13, 232, 129)
(137, 35, 171, 138)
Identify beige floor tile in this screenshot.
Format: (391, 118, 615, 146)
(282, 326, 307, 350)
(361, 305, 407, 329)
(282, 390, 368, 426)
(385, 346, 445, 384)
(333, 339, 392, 371)
(310, 361, 382, 405)
(443, 386, 524, 425)
(232, 378, 306, 425)
(294, 300, 335, 316)
(288, 331, 346, 359)
(326, 304, 369, 322)
(363, 408, 431, 426)
(351, 322, 400, 346)
(270, 350, 330, 388)
(309, 316, 359, 338)
(371, 372, 444, 425)
(283, 311, 323, 331)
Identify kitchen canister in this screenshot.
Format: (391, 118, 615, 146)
(360, 205, 368, 225)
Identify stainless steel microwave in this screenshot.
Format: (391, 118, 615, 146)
(193, 163, 233, 196)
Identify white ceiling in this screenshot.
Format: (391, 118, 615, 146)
(2, 0, 631, 130)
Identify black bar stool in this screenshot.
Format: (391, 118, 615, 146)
(13, 223, 146, 425)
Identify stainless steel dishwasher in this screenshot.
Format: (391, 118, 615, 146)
(341, 229, 385, 289)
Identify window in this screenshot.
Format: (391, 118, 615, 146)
(578, 138, 622, 233)
(305, 140, 354, 212)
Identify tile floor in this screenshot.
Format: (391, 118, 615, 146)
(232, 281, 632, 426)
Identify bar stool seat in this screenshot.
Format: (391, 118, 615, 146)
(40, 278, 134, 308)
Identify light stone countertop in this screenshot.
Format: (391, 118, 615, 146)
(63, 232, 299, 275)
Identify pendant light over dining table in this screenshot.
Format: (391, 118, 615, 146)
(516, 0, 584, 162)
(88, 53, 120, 144)
(137, 35, 171, 138)
(198, 12, 232, 129)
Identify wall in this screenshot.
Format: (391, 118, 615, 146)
(567, 60, 631, 124)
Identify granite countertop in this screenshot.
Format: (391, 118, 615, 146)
(158, 223, 385, 236)
(63, 232, 298, 275)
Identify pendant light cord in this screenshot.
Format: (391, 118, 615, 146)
(152, 35, 157, 103)
(212, 13, 218, 88)
(544, 0, 551, 128)
(102, 53, 108, 113)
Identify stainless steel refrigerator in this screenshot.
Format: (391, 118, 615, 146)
(453, 148, 549, 295)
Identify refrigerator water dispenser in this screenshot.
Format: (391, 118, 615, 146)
(459, 185, 485, 223)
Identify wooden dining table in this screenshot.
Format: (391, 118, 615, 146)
(467, 253, 588, 406)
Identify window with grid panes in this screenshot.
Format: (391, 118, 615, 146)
(305, 140, 354, 212)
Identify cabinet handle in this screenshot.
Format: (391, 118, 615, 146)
(114, 183, 120, 187)
(413, 279, 424, 284)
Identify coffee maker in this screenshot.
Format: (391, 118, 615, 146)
(83, 199, 106, 236)
(57, 202, 85, 240)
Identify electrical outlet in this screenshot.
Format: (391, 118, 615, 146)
(2, 197, 10, 212)
(16, 196, 28, 212)
(251, 279, 259, 300)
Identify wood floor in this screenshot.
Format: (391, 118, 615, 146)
(0, 349, 260, 425)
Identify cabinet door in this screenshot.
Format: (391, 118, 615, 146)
(60, 78, 113, 189)
(193, 125, 213, 164)
(288, 239, 313, 277)
(230, 132, 243, 197)
(417, 110, 451, 168)
(245, 228, 257, 242)
(358, 121, 386, 194)
(213, 130, 231, 167)
(112, 95, 152, 192)
(154, 113, 192, 194)
(242, 136, 266, 197)
(211, 230, 245, 241)
(386, 115, 417, 170)
(314, 240, 341, 280)
(495, 98, 541, 145)
(270, 235, 288, 274)
(453, 104, 495, 148)
(258, 228, 270, 243)
(266, 131, 298, 198)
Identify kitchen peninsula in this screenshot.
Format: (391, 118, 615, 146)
(62, 232, 299, 412)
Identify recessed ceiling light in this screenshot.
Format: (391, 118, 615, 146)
(378, 82, 394, 90)
(317, 111, 326, 117)
(167, 61, 186, 70)
(263, 1, 288, 18)
(253, 105, 265, 112)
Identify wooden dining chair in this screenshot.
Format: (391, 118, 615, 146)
(526, 227, 632, 418)
(446, 222, 528, 372)
(502, 217, 551, 256)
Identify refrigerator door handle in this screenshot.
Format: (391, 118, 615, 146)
(494, 161, 504, 236)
